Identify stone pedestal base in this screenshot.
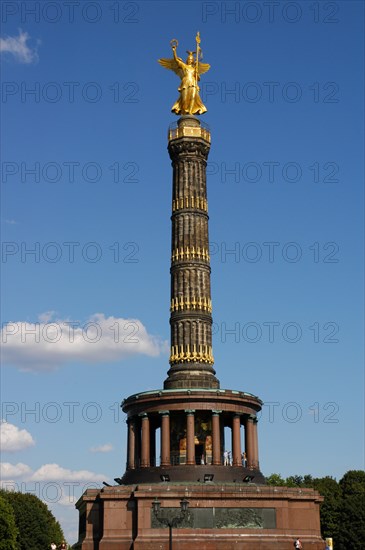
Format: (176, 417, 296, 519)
(121, 464, 266, 485)
(74, 483, 325, 550)
(132, 536, 324, 550)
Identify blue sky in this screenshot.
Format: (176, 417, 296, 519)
(1, 0, 364, 543)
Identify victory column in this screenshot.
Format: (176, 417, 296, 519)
(74, 35, 325, 550)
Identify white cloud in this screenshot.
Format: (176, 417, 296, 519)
(38, 311, 57, 323)
(30, 463, 106, 483)
(0, 461, 107, 543)
(0, 462, 32, 478)
(90, 443, 114, 453)
(0, 421, 35, 452)
(1, 312, 168, 372)
(0, 30, 38, 64)
(1, 460, 107, 486)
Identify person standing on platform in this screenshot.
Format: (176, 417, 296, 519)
(223, 450, 229, 465)
(294, 538, 302, 549)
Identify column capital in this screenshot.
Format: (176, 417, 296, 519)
(185, 409, 195, 415)
(159, 410, 170, 416)
(139, 412, 148, 419)
(248, 414, 256, 422)
(212, 409, 222, 415)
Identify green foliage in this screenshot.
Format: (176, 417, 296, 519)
(337, 470, 365, 550)
(303, 474, 313, 486)
(339, 469, 365, 495)
(265, 473, 285, 486)
(311, 476, 341, 541)
(265, 470, 365, 548)
(0, 494, 18, 550)
(267, 473, 312, 488)
(0, 490, 64, 550)
(285, 475, 304, 487)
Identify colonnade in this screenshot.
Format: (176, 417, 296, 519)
(126, 410, 259, 470)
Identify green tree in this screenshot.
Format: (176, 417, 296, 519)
(264, 471, 365, 547)
(265, 474, 342, 542)
(1, 490, 64, 550)
(311, 476, 341, 542)
(303, 474, 313, 486)
(285, 475, 304, 487)
(337, 470, 365, 550)
(0, 494, 18, 550)
(265, 473, 286, 486)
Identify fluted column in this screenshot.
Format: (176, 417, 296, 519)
(232, 415, 242, 466)
(186, 410, 195, 465)
(160, 411, 170, 466)
(140, 414, 150, 468)
(212, 410, 221, 465)
(127, 418, 136, 470)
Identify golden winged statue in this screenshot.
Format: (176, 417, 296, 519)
(158, 33, 210, 115)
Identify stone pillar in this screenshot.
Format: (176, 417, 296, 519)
(212, 410, 221, 465)
(245, 416, 254, 469)
(150, 425, 156, 467)
(160, 411, 170, 466)
(252, 417, 259, 469)
(140, 414, 150, 468)
(164, 116, 219, 390)
(126, 418, 130, 469)
(186, 410, 195, 465)
(127, 418, 136, 470)
(232, 414, 242, 466)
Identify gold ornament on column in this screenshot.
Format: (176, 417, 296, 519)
(158, 33, 210, 115)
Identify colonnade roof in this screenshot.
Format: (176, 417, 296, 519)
(122, 388, 261, 404)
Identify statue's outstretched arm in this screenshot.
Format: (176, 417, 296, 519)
(172, 46, 184, 70)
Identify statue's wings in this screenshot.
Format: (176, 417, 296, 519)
(197, 62, 210, 75)
(158, 57, 184, 79)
